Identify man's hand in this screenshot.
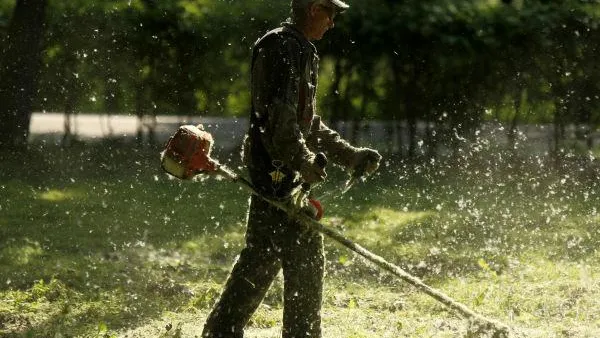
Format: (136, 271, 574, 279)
(351, 148, 382, 178)
(302, 198, 324, 220)
(300, 154, 327, 184)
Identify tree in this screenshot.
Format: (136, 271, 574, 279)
(0, 0, 47, 150)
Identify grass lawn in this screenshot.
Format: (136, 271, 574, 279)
(2, 139, 600, 337)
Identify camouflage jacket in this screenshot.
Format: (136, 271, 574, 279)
(244, 22, 360, 198)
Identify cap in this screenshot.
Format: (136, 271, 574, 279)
(322, 0, 350, 11)
(293, 0, 350, 13)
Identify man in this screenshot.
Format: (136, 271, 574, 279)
(202, 0, 381, 337)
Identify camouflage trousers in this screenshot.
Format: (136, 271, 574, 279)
(202, 195, 325, 338)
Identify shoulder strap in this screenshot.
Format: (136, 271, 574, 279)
(250, 26, 309, 126)
(251, 26, 308, 71)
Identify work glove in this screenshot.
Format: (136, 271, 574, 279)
(299, 153, 327, 184)
(350, 148, 382, 179)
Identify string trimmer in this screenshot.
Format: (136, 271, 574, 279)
(160, 125, 511, 337)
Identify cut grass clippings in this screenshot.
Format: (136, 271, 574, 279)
(1, 140, 600, 337)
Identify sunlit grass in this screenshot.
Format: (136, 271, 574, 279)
(335, 207, 436, 248)
(0, 240, 43, 266)
(37, 188, 83, 202)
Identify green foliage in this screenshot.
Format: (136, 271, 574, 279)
(0, 0, 589, 157)
(32, 0, 288, 117)
(12, 0, 596, 127)
(1, 0, 600, 154)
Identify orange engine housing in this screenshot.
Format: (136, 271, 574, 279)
(161, 125, 218, 179)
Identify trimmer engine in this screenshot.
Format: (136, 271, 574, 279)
(160, 125, 218, 179)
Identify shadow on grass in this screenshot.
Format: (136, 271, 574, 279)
(0, 140, 248, 336)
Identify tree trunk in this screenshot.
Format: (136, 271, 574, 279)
(396, 121, 404, 156)
(384, 119, 395, 154)
(0, 0, 48, 150)
(136, 86, 145, 146)
(329, 58, 343, 129)
(425, 121, 437, 158)
(62, 90, 77, 146)
(351, 74, 370, 145)
(553, 107, 565, 155)
(407, 117, 417, 158)
(507, 90, 522, 149)
(62, 52, 80, 146)
(390, 57, 404, 156)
